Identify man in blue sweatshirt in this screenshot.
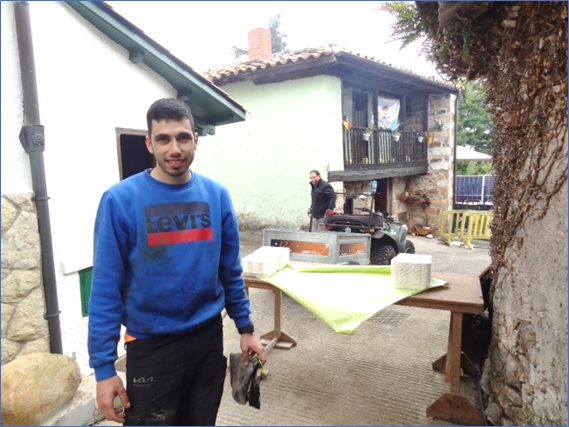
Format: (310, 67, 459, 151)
(88, 98, 266, 425)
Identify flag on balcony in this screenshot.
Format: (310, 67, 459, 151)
(377, 96, 400, 132)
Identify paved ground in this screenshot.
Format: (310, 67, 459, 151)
(95, 231, 491, 426)
(215, 231, 491, 426)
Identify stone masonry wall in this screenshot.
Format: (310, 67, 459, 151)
(395, 93, 455, 234)
(2, 193, 50, 365)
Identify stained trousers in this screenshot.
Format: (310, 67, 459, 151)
(124, 315, 227, 426)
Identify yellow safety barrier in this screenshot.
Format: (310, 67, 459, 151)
(439, 210, 462, 246)
(439, 210, 493, 250)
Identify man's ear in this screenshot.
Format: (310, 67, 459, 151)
(194, 132, 199, 147)
(145, 135, 154, 154)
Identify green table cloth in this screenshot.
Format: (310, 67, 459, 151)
(263, 264, 448, 335)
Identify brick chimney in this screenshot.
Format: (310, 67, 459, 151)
(248, 27, 272, 61)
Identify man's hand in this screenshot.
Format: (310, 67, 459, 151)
(96, 375, 130, 423)
(240, 333, 267, 366)
(325, 209, 335, 215)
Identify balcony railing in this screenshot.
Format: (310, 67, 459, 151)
(343, 126, 427, 167)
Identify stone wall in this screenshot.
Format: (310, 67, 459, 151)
(394, 93, 455, 234)
(2, 193, 50, 365)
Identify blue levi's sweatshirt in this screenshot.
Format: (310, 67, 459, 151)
(88, 170, 252, 381)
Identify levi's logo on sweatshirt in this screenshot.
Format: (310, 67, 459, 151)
(145, 202, 212, 247)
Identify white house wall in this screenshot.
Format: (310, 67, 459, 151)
(194, 75, 343, 228)
(1, 4, 30, 193)
(2, 2, 177, 374)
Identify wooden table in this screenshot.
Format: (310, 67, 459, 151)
(244, 271, 485, 426)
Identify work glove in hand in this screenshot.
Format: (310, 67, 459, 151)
(229, 352, 263, 409)
(248, 363, 262, 409)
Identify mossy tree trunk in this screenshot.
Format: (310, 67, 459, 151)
(417, 2, 568, 424)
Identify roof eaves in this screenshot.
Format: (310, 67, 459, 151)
(333, 49, 458, 94)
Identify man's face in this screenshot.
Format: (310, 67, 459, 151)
(309, 173, 320, 185)
(145, 118, 198, 185)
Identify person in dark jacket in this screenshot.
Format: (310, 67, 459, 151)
(308, 170, 336, 231)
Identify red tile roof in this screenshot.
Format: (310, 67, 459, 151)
(202, 44, 451, 88)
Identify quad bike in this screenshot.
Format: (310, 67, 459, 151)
(320, 180, 415, 265)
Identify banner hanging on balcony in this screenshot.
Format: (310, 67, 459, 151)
(377, 96, 400, 131)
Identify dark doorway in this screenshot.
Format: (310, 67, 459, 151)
(352, 91, 368, 128)
(374, 178, 390, 213)
(353, 91, 370, 162)
(117, 131, 155, 180)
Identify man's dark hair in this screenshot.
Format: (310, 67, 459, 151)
(310, 170, 321, 177)
(146, 98, 195, 135)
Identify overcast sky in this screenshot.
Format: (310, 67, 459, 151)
(106, 1, 439, 76)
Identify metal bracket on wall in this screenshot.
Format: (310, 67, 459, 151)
(19, 124, 45, 153)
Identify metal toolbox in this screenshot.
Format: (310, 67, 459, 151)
(262, 229, 370, 265)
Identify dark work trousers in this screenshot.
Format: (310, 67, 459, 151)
(310, 216, 324, 232)
(124, 315, 227, 426)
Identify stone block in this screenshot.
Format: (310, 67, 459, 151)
(1, 352, 81, 426)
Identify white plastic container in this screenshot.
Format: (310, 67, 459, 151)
(391, 253, 432, 289)
(242, 246, 290, 276)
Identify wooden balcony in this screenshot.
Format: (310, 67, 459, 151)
(330, 126, 428, 182)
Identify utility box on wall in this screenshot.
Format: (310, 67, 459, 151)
(262, 229, 370, 265)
